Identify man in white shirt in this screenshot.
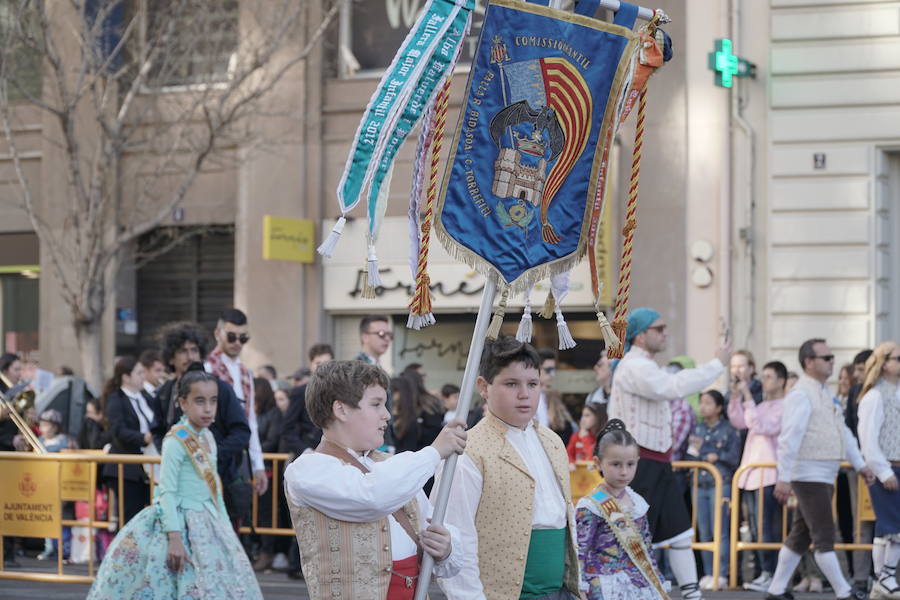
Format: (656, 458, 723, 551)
(205, 308, 267, 497)
(766, 338, 875, 600)
(608, 307, 730, 600)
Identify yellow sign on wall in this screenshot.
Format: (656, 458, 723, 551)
(0, 460, 61, 538)
(262, 216, 315, 263)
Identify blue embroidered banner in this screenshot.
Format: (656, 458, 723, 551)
(436, 0, 638, 289)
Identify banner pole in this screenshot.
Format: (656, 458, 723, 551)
(414, 275, 498, 600)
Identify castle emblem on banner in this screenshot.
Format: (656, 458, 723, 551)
(487, 36, 591, 244)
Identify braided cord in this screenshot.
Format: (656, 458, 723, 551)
(608, 88, 646, 357)
(409, 78, 451, 317)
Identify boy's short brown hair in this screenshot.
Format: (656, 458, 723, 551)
(479, 335, 541, 383)
(306, 360, 390, 428)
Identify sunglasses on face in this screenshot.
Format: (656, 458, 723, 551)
(647, 325, 667, 334)
(366, 329, 394, 341)
(887, 356, 900, 362)
(226, 332, 250, 344)
(813, 354, 834, 362)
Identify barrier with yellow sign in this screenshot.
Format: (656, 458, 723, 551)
(0, 459, 61, 539)
(59, 450, 102, 502)
(570, 460, 603, 503)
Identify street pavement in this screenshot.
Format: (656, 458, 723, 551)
(0, 559, 803, 600)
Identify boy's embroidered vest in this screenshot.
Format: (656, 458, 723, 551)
(794, 376, 846, 461)
(874, 380, 900, 461)
(288, 450, 421, 600)
(465, 413, 580, 600)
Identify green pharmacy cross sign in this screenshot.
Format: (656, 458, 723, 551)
(708, 39, 756, 88)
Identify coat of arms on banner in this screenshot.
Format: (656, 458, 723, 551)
(436, 0, 640, 291)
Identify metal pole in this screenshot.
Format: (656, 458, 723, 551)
(414, 275, 498, 600)
(597, 0, 657, 22)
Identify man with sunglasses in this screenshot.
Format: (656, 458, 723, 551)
(355, 315, 395, 449)
(608, 306, 731, 600)
(765, 338, 876, 600)
(206, 308, 268, 498)
(355, 314, 394, 365)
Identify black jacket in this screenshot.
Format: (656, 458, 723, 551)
(103, 389, 159, 482)
(153, 376, 251, 483)
(394, 409, 445, 454)
(845, 383, 862, 439)
(278, 384, 322, 457)
(0, 418, 18, 451)
(257, 406, 283, 454)
(78, 418, 111, 450)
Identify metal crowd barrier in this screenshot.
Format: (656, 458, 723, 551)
(2, 453, 873, 588)
(728, 461, 876, 590)
(0, 451, 294, 584)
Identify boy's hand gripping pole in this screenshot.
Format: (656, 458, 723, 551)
(414, 276, 498, 600)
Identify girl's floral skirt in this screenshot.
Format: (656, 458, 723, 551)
(85, 504, 262, 600)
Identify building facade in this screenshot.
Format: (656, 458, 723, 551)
(1, 0, 898, 387)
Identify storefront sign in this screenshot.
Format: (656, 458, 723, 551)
(262, 216, 315, 263)
(324, 217, 612, 312)
(0, 460, 61, 538)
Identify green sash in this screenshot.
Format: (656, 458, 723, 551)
(521, 528, 566, 598)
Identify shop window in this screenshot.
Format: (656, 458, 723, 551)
(338, 0, 486, 77)
(137, 0, 239, 88)
(0, 270, 39, 356)
(134, 227, 234, 353)
(0, 0, 43, 102)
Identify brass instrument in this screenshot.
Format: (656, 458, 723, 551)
(0, 383, 46, 453)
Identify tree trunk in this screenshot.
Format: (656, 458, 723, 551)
(75, 318, 104, 394)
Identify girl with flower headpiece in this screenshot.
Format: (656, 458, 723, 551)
(576, 419, 670, 600)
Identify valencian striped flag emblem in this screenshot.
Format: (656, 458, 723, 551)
(436, 0, 640, 290)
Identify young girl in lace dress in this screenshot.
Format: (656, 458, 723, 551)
(86, 371, 262, 600)
(576, 419, 670, 600)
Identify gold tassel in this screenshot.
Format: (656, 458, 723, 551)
(486, 288, 509, 340)
(538, 289, 555, 319)
(360, 262, 377, 299)
(607, 319, 628, 359)
(597, 311, 621, 354)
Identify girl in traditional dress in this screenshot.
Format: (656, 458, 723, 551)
(576, 419, 669, 600)
(858, 342, 900, 600)
(86, 371, 262, 600)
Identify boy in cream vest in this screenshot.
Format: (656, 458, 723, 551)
(283, 360, 468, 600)
(436, 336, 580, 600)
(765, 339, 876, 600)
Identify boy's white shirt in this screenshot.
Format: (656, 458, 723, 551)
(284, 445, 462, 575)
(433, 419, 569, 600)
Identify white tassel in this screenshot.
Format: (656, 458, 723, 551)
(407, 312, 436, 330)
(515, 309, 533, 343)
(317, 216, 346, 257)
(556, 309, 577, 350)
(366, 244, 382, 287)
